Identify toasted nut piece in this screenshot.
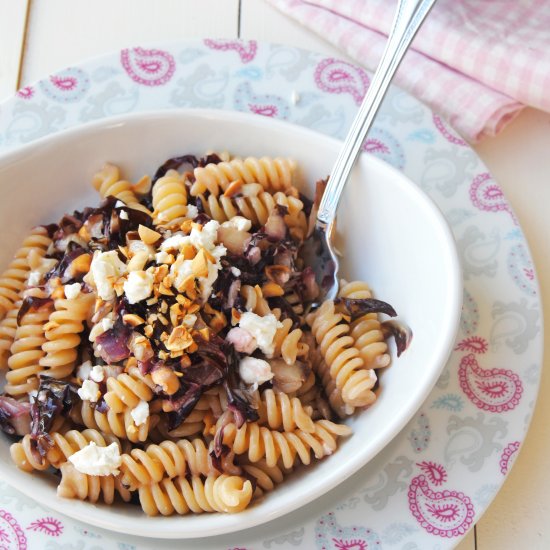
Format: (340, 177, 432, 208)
(240, 183, 263, 197)
(67, 253, 92, 278)
(223, 179, 243, 197)
(166, 325, 194, 352)
(181, 243, 196, 260)
(153, 265, 169, 283)
(261, 282, 285, 297)
(176, 295, 192, 307)
(265, 264, 291, 285)
(158, 350, 168, 361)
(170, 303, 183, 326)
(157, 314, 169, 326)
(187, 303, 201, 314)
(180, 354, 192, 368)
(51, 285, 65, 300)
(133, 174, 152, 195)
(198, 327, 210, 341)
(231, 308, 241, 325)
(152, 367, 180, 395)
(138, 225, 161, 244)
(191, 248, 209, 278)
(122, 313, 145, 327)
(170, 350, 184, 358)
(146, 296, 158, 306)
(159, 301, 168, 314)
(127, 250, 149, 272)
(113, 277, 125, 297)
(180, 219, 193, 234)
(158, 283, 174, 296)
(143, 325, 153, 338)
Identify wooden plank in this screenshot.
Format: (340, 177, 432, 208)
(240, 0, 350, 59)
(456, 528, 476, 550)
(473, 108, 550, 549)
(0, 0, 29, 100)
(21, 0, 239, 85)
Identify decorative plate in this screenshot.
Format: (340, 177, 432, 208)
(0, 40, 542, 550)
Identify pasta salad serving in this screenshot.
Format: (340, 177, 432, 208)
(0, 153, 409, 516)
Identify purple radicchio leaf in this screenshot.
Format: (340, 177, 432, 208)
(31, 377, 80, 456)
(44, 244, 88, 284)
(382, 319, 413, 357)
(17, 296, 53, 326)
(0, 396, 31, 436)
(95, 317, 133, 363)
(335, 298, 397, 320)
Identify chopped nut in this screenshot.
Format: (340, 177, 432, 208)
(181, 243, 196, 260)
(138, 225, 161, 244)
(166, 325, 194, 352)
(223, 179, 243, 197)
(147, 313, 158, 324)
(146, 296, 158, 306)
(240, 183, 263, 197)
(133, 174, 152, 195)
(170, 350, 184, 358)
(262, 282, 285, 297)
(158, 283, 174, 296)
(160, 332, 169, 342)
(170, 303, 183, 326)
(129, 335, 153, 362)
(176, 295, 192, 307)
(231, 308, 241, 326)
(180, 219, 193, 234)
(151, 367, 180, 395)
(51, 285, 65, 300)
(113, 277, 126, 297)
(158, 350, 168, 361)
(187, 303, 200, 314)
(157, 314, 169, 326)
(180, 354, 192, 368)
(191, 248, 209, 278)
(198, 327, 210, 341)
(143, 325, 153, 338)
(127, 250, 149, 272)
(122, 313, 145, 327)
(265, 264, 291, 285)
(118, 245, 129, 259)
(159, 301, 168, 314)
(154, 265, 169, 283)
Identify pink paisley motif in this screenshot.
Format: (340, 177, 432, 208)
(120, 47, 175, 86)
(432, 114, 467, 146)
(26, 517, 63, 537)
(0, 510, 27, 550)
(408, 475, 474, 538)
(417, 461, 448, 486)
(454, 336, 488, 354)
(50, 75, 77, 91)
(363, 139, 390, 155)
(314, 58, 370, 106)
(458, 353, 523, 412)
(469, 173, 516, 223)
(203, 39, 257, 63)
(500, 441, 521, 475)
(16, 86, 34, 100)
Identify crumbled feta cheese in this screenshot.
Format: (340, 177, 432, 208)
(119, 210, 129, 220)
(231, 266, 241, 277)
(238, 312, 282, 356)
(115, 200, 126, 208)
(190, 220, 220, 251)
(129, 239, 155, 258)
(77, 379, 100, 402)
(186, 204, 199, 219)
(130, 400, 150, 426)
(239, 356, 273, 386)
(170, 257, 194, 289)
(161, 233, 187, 252)
(123, 270, 154, 304)
(221, 216, 252, 232)
(90, 365, 105, 383)
(68, 442, 122, 476)
(200, 260, 221, 301)
(64, 282, 81, 300)
(101, 317, 114, 332)
(89, 250, 127, 301)
(27, 271, 42, 286)
(155, 250, 172, 264)
(76, 360, 93, 381)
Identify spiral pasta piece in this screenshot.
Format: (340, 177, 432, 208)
(58, 462, 131, 504)
(152, 169, 189, 228)
(338, 280, 391, 369)
(240, 284, 271, 316)
(258, 389, 315, 433)
(139, 474, 253, 516)
(40, 293, 94, 379)
(92, 163, 150, 213)
(272, 318, 308, 365)
(220, 419, 351, 469)
(0, 301, 20, 369)
(190, 157, 296, 197)
(104, 366, 155, 413)
(0, 227, 51, 319)
(119, 437, 221, 490)
(308, 300, 377, 416)
(10, 428, 121, 472)
(241, 458, 287, 495)
(5, 303, 53, 396)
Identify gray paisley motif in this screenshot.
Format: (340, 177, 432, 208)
(5, 100, 66, 144)
(295, 104, 347, 137)
(379, 89, 425, 125)
(435, 367, 450, 389)
(420, 147, 477, 197)
(266, 45, 316, 81)
(262, 527, 305, 547)
(79, 81, 139, 122)
(361, 456, 413, 510)
(445, 413, 507, 471)
(490, 299, 540, 354)
(0, 482, 40, 510)
(456, 226, 500, 278)
(171, 64, 228, 108)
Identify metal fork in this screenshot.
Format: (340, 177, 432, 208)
(302, 0, 437, 307)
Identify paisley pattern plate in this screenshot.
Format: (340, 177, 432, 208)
(0, 40, 542, 550)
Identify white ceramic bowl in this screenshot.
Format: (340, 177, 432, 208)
(0, 110, 461, 538)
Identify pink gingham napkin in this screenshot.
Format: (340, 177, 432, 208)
(267, 0, 550, 142)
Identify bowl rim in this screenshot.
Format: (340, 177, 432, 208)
(0, 108, 463, 538)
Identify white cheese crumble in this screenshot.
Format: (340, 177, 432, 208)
(155, 250, 172, 264)
(186, 204, 199, 219)
(230, 266, 241, 277)
(238, 312, 282, 356)
(64, 282, 81, 300)
(123, 270, 154, 304)
(239, 356, 273, 386)
(130, 400, 150, 426)
(119, 210, 129, 220)
(129, 239, 155, 258)
(90, 365, 105, 383)
(76, 360, 93, 381)
(161, 233, 188, 252)
(221, 216, 252, 232)
(77, 379, 100, 402)
(27, 271, 42, 286)
(115, 200, 126, 208)
(68, 442, 122, 476)
(89, 250, 127, 301)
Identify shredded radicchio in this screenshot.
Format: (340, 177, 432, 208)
(382, 319, 413, 357)
(30, 377, 80, 456)
(95, 317, 133, 363)
(16, 296, 53, 326)
(335, 298, 397, 320)
(0, 396, 31, 436)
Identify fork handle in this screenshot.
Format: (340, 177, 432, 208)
(317, 0, 437, 226)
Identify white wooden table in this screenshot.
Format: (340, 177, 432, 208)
(1, 1, 549, 548)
